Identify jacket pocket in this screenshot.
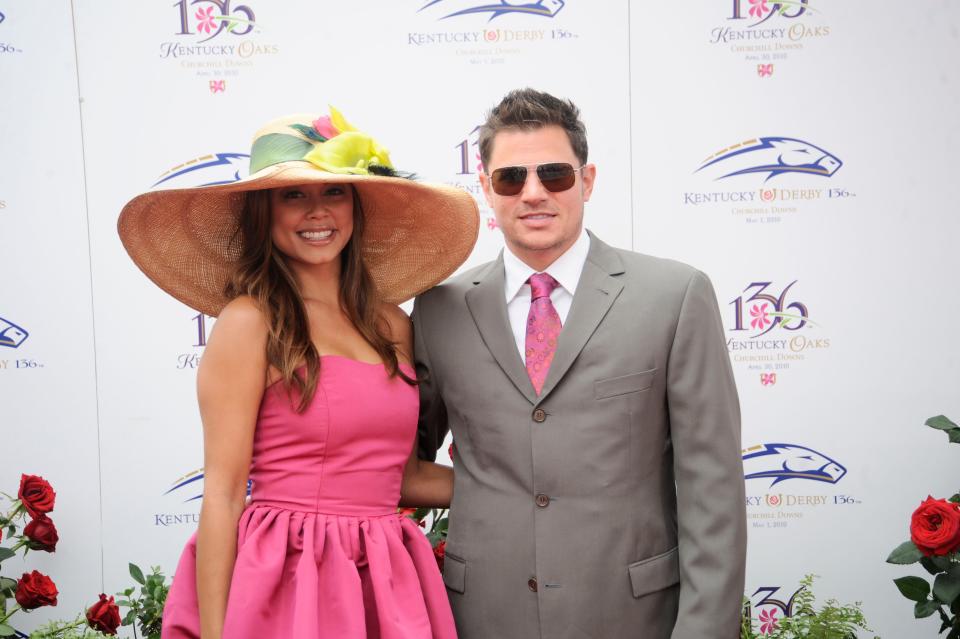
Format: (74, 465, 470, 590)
(443, 552, 466, 594)
(627, 546, 679, 598)
(595, 368, 657, 399)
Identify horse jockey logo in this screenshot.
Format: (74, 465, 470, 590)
(0, 316, 29, 349)
(152, 152, 249, 189)
(697, 137, 842, 182)
(420, 0, 566, 21)
(742, 443, 847, 486)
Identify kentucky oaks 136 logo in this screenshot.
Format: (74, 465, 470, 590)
(445, 124, 498, 229)
(726, 280, 830, 381)
(410, 0, 580, 63)
(743, 442, 861, 530)
(159, 0, 279, 85)
(710, 0, 832, 73)
(744, 583, 807, 634)
(685, 136, 856, 223)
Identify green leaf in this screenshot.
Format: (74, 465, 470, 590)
(129, 562, 146, 585)
(949, 493, 960, 504)
(922, 557, 944, 575)
(949, 429, 960, 444)
(925, 555, 955, 573)
(412, 507, 432, 521)
(927, 415, 959, 431)
(916, 599, 940, 618)
(0, 624, 14, 637)
(935, 569, 960, 604)
(895, 576, 931, 602)
(0, 547, 15, 562)
(888, 540, 924, 564)
(122, 610, 136, 625)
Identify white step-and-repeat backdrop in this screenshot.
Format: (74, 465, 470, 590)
(2, 1, 959, 636)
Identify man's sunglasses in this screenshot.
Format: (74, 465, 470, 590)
(487, 162, 585, 196)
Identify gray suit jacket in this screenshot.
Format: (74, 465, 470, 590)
(413, 232, 746, 639)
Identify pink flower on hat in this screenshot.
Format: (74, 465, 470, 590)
(312, 116, 339, 140)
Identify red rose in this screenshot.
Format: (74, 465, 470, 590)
(24, 515, 59, 552)
(15, 570, 58, 610)
(433, 540, 446, 572)
(18, 474, 56, 519)
(86, 593, 122, 635)
(398, 508, 426, 528)
(910, 496, 960, 556)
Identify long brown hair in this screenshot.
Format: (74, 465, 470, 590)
(225, 187, 413, 412)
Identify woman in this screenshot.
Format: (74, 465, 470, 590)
(118, 108, 479, 639)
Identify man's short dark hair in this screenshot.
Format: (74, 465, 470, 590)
(478, 88, 588, 169)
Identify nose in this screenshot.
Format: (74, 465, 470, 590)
(519, 168, 548, 204)
(305, 199, 332, 219)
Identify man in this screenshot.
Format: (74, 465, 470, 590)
(413, 88, 746, 639)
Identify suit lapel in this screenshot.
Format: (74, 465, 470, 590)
(537, 233, 625, 404)
(465, 256, 539, 405)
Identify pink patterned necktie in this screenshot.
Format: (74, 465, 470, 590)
(525, 272, 562, 395)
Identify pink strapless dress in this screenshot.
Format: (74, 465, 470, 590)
(161, 356, 456, 639)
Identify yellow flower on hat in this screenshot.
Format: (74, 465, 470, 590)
(303, 130, 394, 175)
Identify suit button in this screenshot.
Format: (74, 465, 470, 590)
(528, 578, 538, 592)
(532, 408, 546, 423)
(535, 494, 550, 508)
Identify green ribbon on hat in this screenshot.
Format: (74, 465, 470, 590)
(248, 108, 394, 176)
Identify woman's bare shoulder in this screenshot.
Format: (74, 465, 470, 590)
(378, 303, 412, 357)
(205, 296, 270, 358)
(215, 296, 269, 332)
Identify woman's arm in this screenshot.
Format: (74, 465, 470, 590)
(195, 297, 268, 639)
(400, 445, 453, 508)
(381, 304, 455, 509)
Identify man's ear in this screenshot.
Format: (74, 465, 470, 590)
(478, 170, 495, 209)
(580, 163, 596, 203)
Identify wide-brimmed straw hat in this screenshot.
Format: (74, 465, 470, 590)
(118, 107, 479, 316)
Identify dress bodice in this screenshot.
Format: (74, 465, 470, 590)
(249, 355, 418, 516)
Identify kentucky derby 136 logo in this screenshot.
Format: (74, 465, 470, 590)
(726, 280, 830, 380)
(710, 0, 831, 74)
(684, 136, 855, 223)
(697, 137, 841, 183)
(743, 442, 861, 530)
(0, 8, 24, 56)
(153, 152, 249, 189)
(743, 443, 846, 486)
(420, 0, 566, 21)
(409, 0, 580, 61)
(0, 316, 28, 349)
(159, 0, 278, 84)
(156, 469, 251, 526)
(1, 315, 44, 372)
(155, 469, 202, 527)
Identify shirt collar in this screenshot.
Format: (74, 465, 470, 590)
(503, 228, 591, 303)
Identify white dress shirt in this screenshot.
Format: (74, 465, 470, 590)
(503, 228, 591, 358)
